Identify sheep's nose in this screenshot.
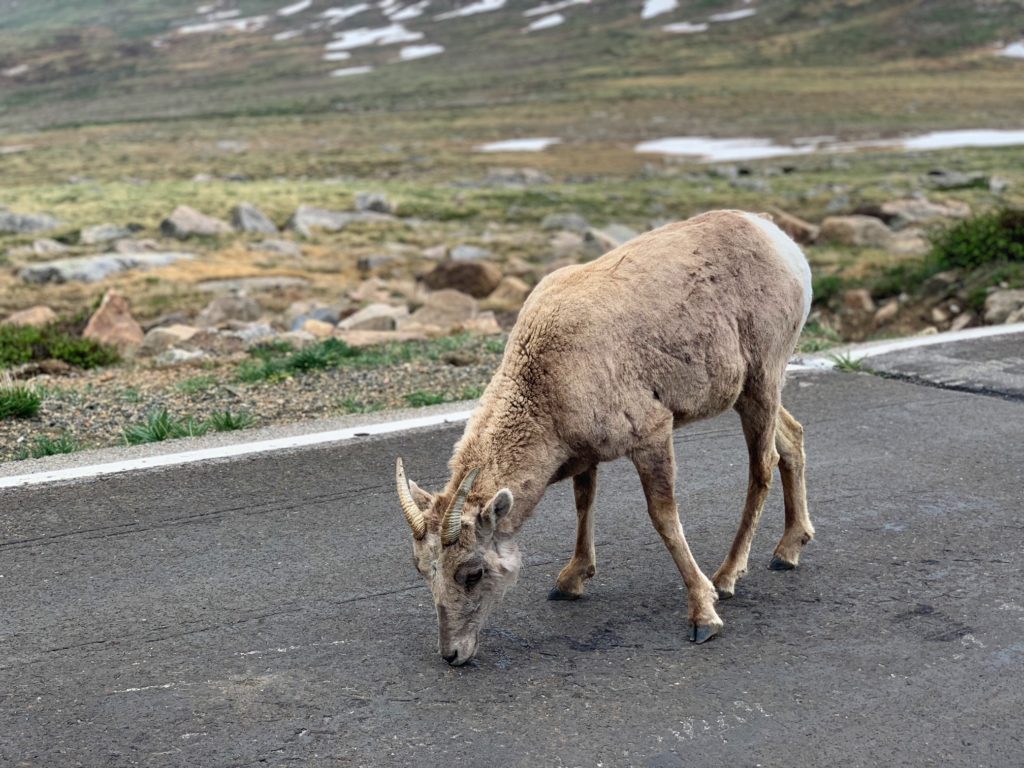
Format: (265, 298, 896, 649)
(442, 650, 459, 665)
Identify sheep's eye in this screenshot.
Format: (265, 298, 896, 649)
(464, 568, 484, 590)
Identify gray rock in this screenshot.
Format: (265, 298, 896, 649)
(140, 324, 201, 356)
(483, 167, 551, 187)
(290, 307, 342, 331)
(450, 244, 492, 262)
(286, 205, 394, 237)
(251, 239, 303, 258)
(160, 205, 233, 239)
(196, 295, 263, 327)
(541, 213, 590, 234)
(156, 348, 207, 367)
(195, 276, 310, 293)
(18, 252, 194, 284)
(354, 192, 395, 214)
(924, 169, 989, 190)
(0, 211, 60, 234)
(113, 238, 160, 254)
(231, 203, 279, 234)
(338, 303, 409, 332)
(80, 223, 132, 245)
(818, 216, 892, 248)
(32, 238, 70, 256)
(404, 289, 478, 329)
(983, 290, 1024, 325)
(223, 322, 276, 347)
(868, 198, 971, 230)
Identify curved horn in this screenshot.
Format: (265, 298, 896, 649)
(441, 467, 480, 546)
(396, 458, 427, 539)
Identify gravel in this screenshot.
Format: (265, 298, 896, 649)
(0, 336, 505, 463)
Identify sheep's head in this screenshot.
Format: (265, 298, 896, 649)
(396, 458, 520, 666)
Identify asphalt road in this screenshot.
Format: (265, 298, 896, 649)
(2, 341, 1024, 767)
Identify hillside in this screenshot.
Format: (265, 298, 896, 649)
(1, 0, 1023, 137)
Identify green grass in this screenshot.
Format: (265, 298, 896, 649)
(0, 323, 120, 369)
(405, 391, 447, 408)
(0, 382, 42, 420)
(15, 431, 80, 460)
(208, 410, 255, 431)
(828, 352, 865, 372)
(338, 398, 383, 414)
(929, 208, 1024, 271)
(123, 408, 210, 445)
(177, 375, 219, 395)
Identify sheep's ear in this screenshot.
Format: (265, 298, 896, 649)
(409, 480, 434, 511)
(478, 489, 514, 533)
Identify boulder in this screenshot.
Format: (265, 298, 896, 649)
(18, 252, 194, 284)
(422, 245, 448, 260)
(290, 306, 342, 331)
(818, 216, 892, 248)
(113, 238, 160, 254)
(196, 276, 309, 293)
(155, 348, 207, 367)
(140, 324, 201, 355)
(160, 205, 232, 239)
(766, 208, 819, 244)
(336, 329, 430, 347)
(404, 289, 477, 329)
(80, 223, 132, 245)
(1, 305, 58, 327)
(923, 170, 989, 191)
(875, 198, 971, 230)
(338, 303, 409, 332)
(196, 294, 263, 327)
(0, 211, 60, 234)
(32, 238, 70, 256)
(873, 300, 899, 325)
(541, 213, 590, 234)
(423, 261, 502, 298)
(286, 205, 393, 237)
(842, 289, 876, 313)
(887, 229, 930, 256)
(549, 230, 584, 258)
(251, 239, 303, 258)
(456, 311, 503, 336)
(450, 244, 491, 262)
(487, 276, 531, 306)
(983, 289, 1024, 325)
(602, 224, 639, 245)
(354, 192, 395, 214)
(301, 318, 337, 338)
(231, 203, 279, 234)
(83, 290, 144, 351)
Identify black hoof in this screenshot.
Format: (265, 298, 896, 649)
(769, 555, 796, 571)
(688, 623, 720, 644)
(715, 585, 735, 600)
(548, 587, 581, 601)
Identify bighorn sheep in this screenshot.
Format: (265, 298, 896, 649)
(397, 210, 814, 666)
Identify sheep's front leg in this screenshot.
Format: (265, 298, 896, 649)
(550, 465, 598, 600)
(631, 435, 722, 644)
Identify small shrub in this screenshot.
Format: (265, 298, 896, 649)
(828, 352, 864, 372)
(15, 432, 80, 460)
(208, 410, 255, 431)
(123, 408, 210, 445)
(405, 391, 447, 407)
(930, 208, 1024, 271)
(177, 375, 219, 394)
(0, 382, 41, 420)
(0, 323, 119, 369)
(811, 274, 844, 305)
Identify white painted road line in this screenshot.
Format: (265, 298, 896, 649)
(3, 323, 1021, 490)
(0, 410, 474, 490)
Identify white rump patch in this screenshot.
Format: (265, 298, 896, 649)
(742, 212, 812, 323)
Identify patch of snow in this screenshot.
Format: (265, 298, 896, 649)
(278, 0, 313, 15)
(1, 64, 29, 77)
(435, 0, 506, 21)
(997, 41, 1024, 59)
(525, 13, 564, 31)
(663, 21, 707, 34)
(642, 0, 677, 20)
(196, 4, 216, 13)
(323, 50, 353, 60)
(321, 4, 371, 22)
(178, 15, 269, 34)
(326, 23, 423, 49)
(273, 29, 303, 40)
(635, 137, 813, 162)
(478, 137, 561, 152)
(331, 65, 374, 76)
(208, 9, 242, 21)
(898, 130, 1024, 151)
(390, 1, 431, 20)
(524, 0, 588, 16)
(709, 9, 757, 22)
(399, 43, 445, 60)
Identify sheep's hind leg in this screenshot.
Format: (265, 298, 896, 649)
(769, 406, 815, 570)
(631, 433, 722, 643)
(712, 391, 780, 600)
(549, 465, 599, 600)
